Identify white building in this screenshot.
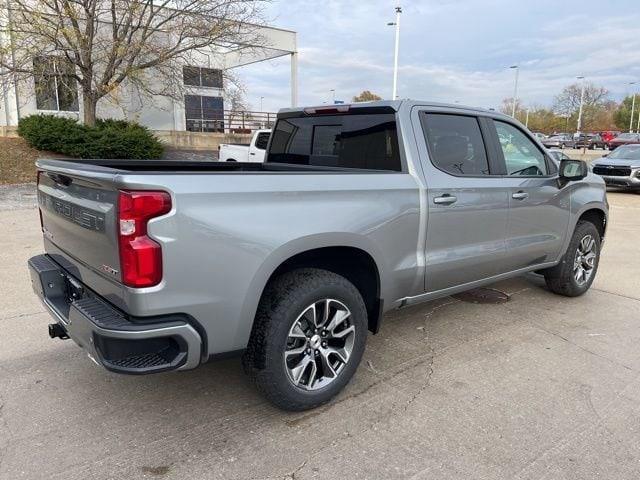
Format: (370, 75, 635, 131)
(0, 22, 297, 134)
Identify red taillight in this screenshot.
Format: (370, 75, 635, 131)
(117, 190, 171, 288)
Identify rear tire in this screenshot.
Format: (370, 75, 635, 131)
(543, 221, 601, 297)
(243, 268, 368, 411)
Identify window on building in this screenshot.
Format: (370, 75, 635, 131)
(185, 94, 224, 132)
(183, 66, 223, 88)
(33, 56, 79, 112)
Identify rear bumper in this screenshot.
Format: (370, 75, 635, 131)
(28, 254, 202, 374)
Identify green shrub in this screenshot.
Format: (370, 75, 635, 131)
(17, 114, 164, 159)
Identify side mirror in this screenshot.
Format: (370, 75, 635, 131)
(602, 153, 608, 157)
(559, 159, 588, 184)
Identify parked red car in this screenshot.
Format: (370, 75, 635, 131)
(608, 133, 640, 150)
(600, 131, 620, 144)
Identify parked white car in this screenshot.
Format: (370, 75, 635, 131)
(218, 129, 271, 162)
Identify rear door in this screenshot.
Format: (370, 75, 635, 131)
(416, 110, 511, 293)
(489, 120, 570, 270)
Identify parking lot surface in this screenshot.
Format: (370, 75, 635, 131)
(1, 190, 640, 480)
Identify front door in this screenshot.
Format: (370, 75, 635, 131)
(417, 111, 511, 293)
(490, 120, 571, 271)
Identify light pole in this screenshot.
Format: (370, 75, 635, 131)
(259, 96, 264, 112)
(576, 76, 586, 134)
(629, 82, 636, 133)
(330, 89, 335, 104)
(525, 109, 530, 128)
(387, 6, 402, 100)
(509, 65, 519, 118)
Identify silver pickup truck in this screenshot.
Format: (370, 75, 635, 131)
(28, 100, 608, 411)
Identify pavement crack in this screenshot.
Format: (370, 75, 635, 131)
(282, 459, 307, 480)
(591, 287, 640, 303)
(528, 322, 635, 372)
(0, 310, 46, 322)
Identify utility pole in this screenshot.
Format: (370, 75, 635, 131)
(576, 76, 585, 134)
(629, 82, 636, 133)
(387, 6, 402, 100)
(510, 65, 519, 118)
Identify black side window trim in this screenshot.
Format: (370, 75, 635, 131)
(490, 119, 556, 178)
(419, 111, 494, 178)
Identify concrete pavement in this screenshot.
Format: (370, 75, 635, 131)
(1, 191, 640, 480)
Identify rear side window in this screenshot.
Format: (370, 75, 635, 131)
(267, 114, 401, 171)
(255, 132, 270, 150)
(421, 113, 490, 176)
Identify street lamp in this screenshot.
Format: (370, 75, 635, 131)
(330, 89, 335, 104)
(260, 96, 264, 112)
(629, 82, 636, 133)
(387, 6, 402, 100)
(576, 76, 586, 134)
(509, 65, 519, 118)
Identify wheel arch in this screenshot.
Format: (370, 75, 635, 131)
(239, 234, 386, 348)
(558, 204, 608, 262)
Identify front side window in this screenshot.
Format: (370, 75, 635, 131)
(495, 121, 548, 176)
(33, 56, 79, 112)
(421, 113, 490, 176)
(268, 113, 401, 171)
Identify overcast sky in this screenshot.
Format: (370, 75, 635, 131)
(237, 0, 640, 112)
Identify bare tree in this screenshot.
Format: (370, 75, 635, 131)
(0, 0, 267, 125)
(499, 97, 523, 118)
(553, 82, 609, 129)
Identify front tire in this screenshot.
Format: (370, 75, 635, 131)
(543, 221, 601, 297)
(243, 268, 368, 411)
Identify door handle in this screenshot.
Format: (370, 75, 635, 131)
(433, 194, 457, 205)
(512, 191, 529, 200)
(250, 152, 256, 155)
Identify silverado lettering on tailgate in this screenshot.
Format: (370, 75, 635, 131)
(39, 192, 106, 232)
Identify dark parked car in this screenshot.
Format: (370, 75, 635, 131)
(574, 133, 607, 150)
(542, 134, 575, 149)
(591, 144, 640, 190)
(608, 133, 640, 150)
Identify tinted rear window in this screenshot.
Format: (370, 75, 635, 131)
(267, 114, 401, 171)
(255, 132, 270, 150)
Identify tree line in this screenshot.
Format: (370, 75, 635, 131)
(500, 82, 638, 134)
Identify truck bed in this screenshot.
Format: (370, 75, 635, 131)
(36, 158, 389, 174)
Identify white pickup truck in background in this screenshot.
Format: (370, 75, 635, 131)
(218, 129, 271, 162)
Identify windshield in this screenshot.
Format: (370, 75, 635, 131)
(608, 145, 640, 160)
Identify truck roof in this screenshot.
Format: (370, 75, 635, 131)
(277, 99, 509, 119)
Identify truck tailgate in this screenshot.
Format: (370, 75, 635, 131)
(38, 167, 121, 283)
